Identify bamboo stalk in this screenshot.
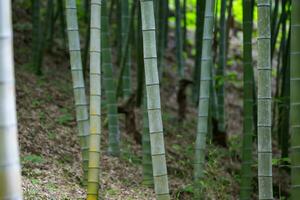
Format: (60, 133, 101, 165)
(194, 0, 215, 198)
(87, 0, 102, 199)
(136, 3, 145, 107)
(193, 0, 206, 104)
(0, 1, 23, 198)
(121, 0, 132, 97)
(257, 0, 273, 199)
(240, 0, 254, 199)
(142, 89, 153, 186)
(31, 0, 42, 75)
(157, 0, 167, 78)
(290, 0, 300, 198)
(175, 0, 184, 77)
(139, 0, 170, 199)
(102, 0, 120, 157)
(65, 0, 90, 184)
(217, 0, 226, 132)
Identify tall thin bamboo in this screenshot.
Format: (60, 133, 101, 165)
(140, 0, 170, 199)
(58, 0, 67, 50)
(183, 0, 187, 51)
(142, 89, 153, 186)
(194, 0, 215, 198)
(0, 0, 23, 198)
(116, 1, 137, 98)
(257, 0, 273, 199)
(157, 0, 167, 78)
(240, 0, 254, 199)
(102, 0, 120, 157)
(175, 0, 184, 77)
(279, 10, 290, 158)
(217, 0, 226, 132)
(65, 0, 90, 184)
(136, 3, 145, 107)
(87, 0, 102, 199)
(290, 0, 300, 198)
(193, 0, 206, 104)
(121, 0, 132, 97)
(32, 0, 42, 75)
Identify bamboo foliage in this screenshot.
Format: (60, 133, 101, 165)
(87, 0, 102, 199)
(194, 0, 215, 195)
(290, 0, 300, 198)
(0, 0, 23, 198)
(139, 0, 170, 199)
(240, 0, 254, 199)
(65, 0, 90, 184)
(102, 0, 120, 157)
(257, 0, 273, 199)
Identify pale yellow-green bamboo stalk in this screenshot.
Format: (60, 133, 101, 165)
(0, 1, 23, 199)
(87, 0, 102, 199)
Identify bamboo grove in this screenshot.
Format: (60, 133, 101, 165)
(0, 0, 299, 199)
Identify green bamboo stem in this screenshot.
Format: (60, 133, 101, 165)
(225, 0, 233, 54)
(83, 21, 90, 78)
(157, 0, 167, 78)
(121, 0, 132, 97)
(270, 0, 279, 58)
(140, 0, 170, 199)
(0, 1, 23, 198)
(194, 0, 215, 197)
(272, 1, 289, 137)
(164, 0, 169, 48)
(257, 0, 273, 199)
(142, 90, 153, 186)
(31, 0, 42, 75)
(183, 0, 187, 51)
(136, 4, 145, 107)
(58, 0, 67, 50)
(87, 0, 102, 199)
(175, 0, 184, 77)
(47, 0, 55, 50)
(240, 0, 254, 199)
(211, 63, 219, 127)
(279, 10, 290, 158)
(290, 0, 300, 198)
(217, 0, 226, 132)
(101, 0, 120, 157)
(193, 0, 206, 104)
(35, 0, 54, 73)
(116, 1, 137, 98)
(65, 0, 90, 184)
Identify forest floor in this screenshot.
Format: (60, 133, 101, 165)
(16, 64, 242, 200)
(11, 4, 265, 200)
(14, 40, 242, 200)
